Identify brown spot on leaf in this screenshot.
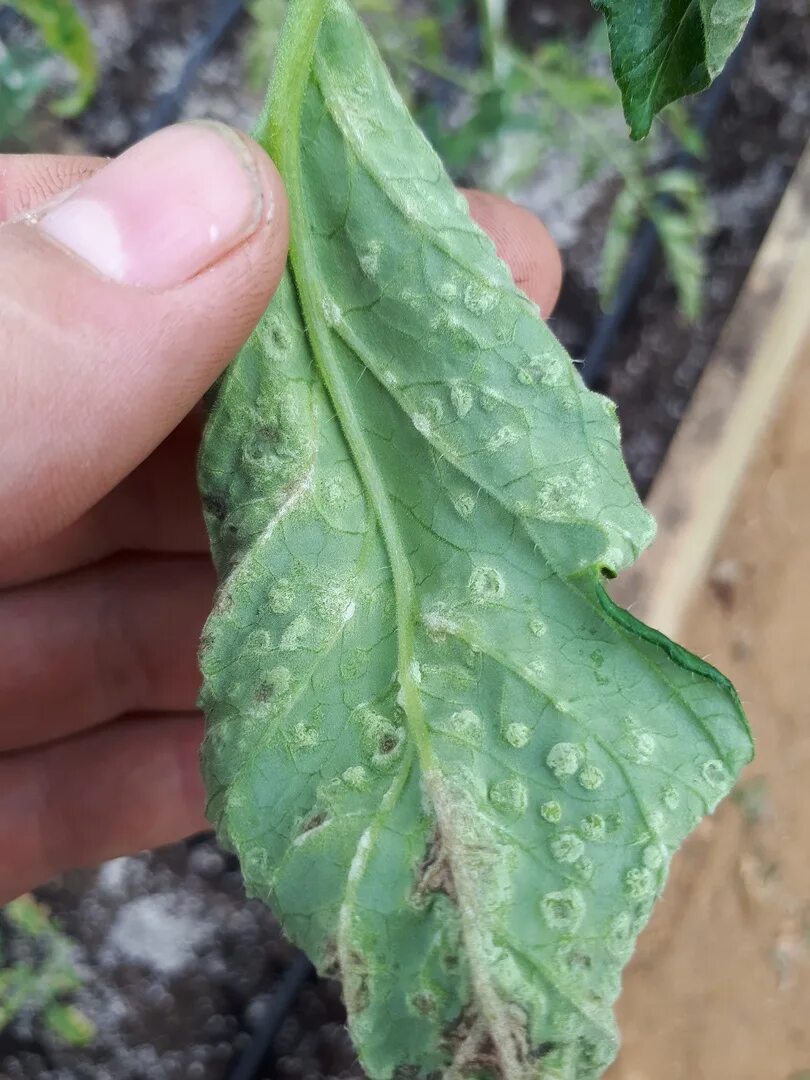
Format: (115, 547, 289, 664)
(203, 492, 228, 521)
(321, 938, 339, 978)
(299, 811, 327, 836)
(415, 833, 457, 904)
(441, 1010, 498, 1075)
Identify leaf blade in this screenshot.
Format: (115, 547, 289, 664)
(593, 0, 754, 139)
(199, 3, 752, 1076)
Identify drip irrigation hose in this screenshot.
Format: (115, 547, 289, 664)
(228, 951, 316, 1080)
(580, 1, 760, 387)
(136, 0, 247, 139)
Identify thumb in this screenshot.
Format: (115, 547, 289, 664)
(0, 121, 288, 558)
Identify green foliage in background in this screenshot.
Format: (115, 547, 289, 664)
(601, 167, 711, 321)
(594, 0, 755, 138)
(0, 895, 94, 1047)
(249, 0, 713, 319)
(198, 1, 752, 1075)
(3, 0, 97, 117)
(0, 39, 49, 140)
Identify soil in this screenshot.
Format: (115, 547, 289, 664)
(608, 331, 810, 1080)
(0, 841, 358, 1079)
(0, 0, 808, 1076)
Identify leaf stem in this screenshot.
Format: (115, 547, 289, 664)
(265, 0, 434, 772)
(260, 0, 329, 167)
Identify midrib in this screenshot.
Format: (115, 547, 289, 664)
(294, 260, 431, 766)
(278, 19, 526, 1073)
(268, 8, 524, 1065)
(274, 21, 433, 776)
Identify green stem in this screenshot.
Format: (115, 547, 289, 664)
(397, 49, 482, 93)
(475, 0, 504, 80)
(260, 0, 329, 168)
(263, 0, 434, 769)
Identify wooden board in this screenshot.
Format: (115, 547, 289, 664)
(607, 145, 810, 1080)
(611, 145, 810, 638)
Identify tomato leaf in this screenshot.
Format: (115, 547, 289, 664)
(593, 0, 755, 139)
(198, 2, 752, 1075)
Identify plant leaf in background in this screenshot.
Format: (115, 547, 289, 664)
(0, 41, 48, 140)
(5, 0, 97, 116)
(42, 1002, 96, 1046)
(199, 1, 752, 1076)
(593, 0, 755, 139)
(600, 184, 645, 311)
(600, 169, 710, 319)
(650, 168, 711, 320)
(0, 896, 94, 1045)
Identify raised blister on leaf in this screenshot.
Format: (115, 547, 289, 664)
(198, 2, 752, 1077)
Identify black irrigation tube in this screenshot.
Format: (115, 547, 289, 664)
(115, 1, 760, 1074)
(228, 952, 316, 1080)
(136, 0, 247, 139)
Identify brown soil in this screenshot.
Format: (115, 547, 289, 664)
(609, 334, 810, 1080)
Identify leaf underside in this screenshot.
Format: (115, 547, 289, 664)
(198, 3, 752, 1076)
(593, 0, 755, 138)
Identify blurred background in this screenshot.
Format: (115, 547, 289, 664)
(1, 1, 809, 1077)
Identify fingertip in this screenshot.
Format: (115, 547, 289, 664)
(35, 122, 289, 292)
(464, 189, 563, 317)
(239, 129, 290, 256)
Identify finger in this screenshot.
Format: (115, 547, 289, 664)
(0, 121, 289, 561)
(0, 413, 207, 588)
(464, 188, 563, 316)
(2, 173, 562, 586)
(0, 715, 206, 904)
(0, 555, 214, 751)
(0, 153, 103, 222)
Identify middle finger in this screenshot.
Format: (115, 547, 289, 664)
(0, 554, 213, 751)
(0, 414, 208, 588)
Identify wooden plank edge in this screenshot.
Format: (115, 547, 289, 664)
(610, 142, 810, 638)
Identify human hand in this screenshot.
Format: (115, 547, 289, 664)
(0, 121, 562, 904)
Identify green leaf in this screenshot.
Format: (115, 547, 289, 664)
(651, 168, 711, 320)
(5, 894, 52, 937)
(0, 43, 49, 140)
(43, 1002, 95, 1046)
(593, 0, 755, 139)
(599, 184, 645, 311)
(6, 0, 97, 116)
(198, 1, 752, 1076)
